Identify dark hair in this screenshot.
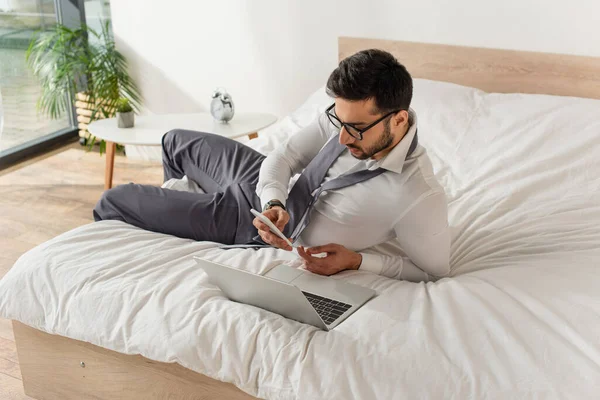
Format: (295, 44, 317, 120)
(326, 49, 413, 114)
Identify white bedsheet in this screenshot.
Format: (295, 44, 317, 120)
(1, 79, 600, 399)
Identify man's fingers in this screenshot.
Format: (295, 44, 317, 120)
(268, 208, 289, 230)
(297, 246, 312, 262)
(304, 262, 330, 276)
(259, 229, 292, 250)
(275, 215, 289, 231)
(263, 209, 283, 223)
(298, 246, 328, 267)
(306, 243, 339, 254)
(260, 230, 280, 245)
(252, 218, 268, 231)
(255, 218, 291, 249)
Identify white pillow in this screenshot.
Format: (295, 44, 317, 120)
(410, 79, 600, 275)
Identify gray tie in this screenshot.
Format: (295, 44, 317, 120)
(224, 131, 418, 249)
(286, 131, 419, 243)
(288, 160, 386, 243)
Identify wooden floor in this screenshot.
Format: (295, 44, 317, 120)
(0, 139, 163, 399)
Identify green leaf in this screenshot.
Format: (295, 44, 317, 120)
(86, 134, 97, 153)
(26, 22, 143, 122)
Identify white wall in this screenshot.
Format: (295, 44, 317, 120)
(110, 0, 600, 118)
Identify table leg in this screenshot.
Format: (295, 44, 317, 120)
(248, 132, 258, 140)
(104, 141, 116, 190)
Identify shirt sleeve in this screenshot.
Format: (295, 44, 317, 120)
(358, 251, 431, 282)
(358, 191, 451, 281)
(256, 113, 333, 209)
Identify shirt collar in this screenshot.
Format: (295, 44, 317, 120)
(365, 107, 418, 174)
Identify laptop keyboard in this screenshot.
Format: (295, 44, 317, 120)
(302, 291, 352, 326)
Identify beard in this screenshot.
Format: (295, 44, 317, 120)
(347, 119, 394, 160)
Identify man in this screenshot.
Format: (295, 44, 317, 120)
(94, 49, 450, 282)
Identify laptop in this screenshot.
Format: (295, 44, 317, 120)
(194, 257, 376, 331)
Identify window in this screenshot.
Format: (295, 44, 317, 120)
(0, 0, 112, 167)
(0, 0, 72, 156)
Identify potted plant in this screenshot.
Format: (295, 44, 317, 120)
(25, 22, 141, 154)
(116, 97, 134, 128)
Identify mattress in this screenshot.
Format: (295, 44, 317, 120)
(1, 79, 599, 399)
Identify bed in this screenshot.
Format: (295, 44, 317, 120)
(1, 37, 600, 399)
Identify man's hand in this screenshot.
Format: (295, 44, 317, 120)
(297, 243, 362, 276)
(252, 206, 293, 251)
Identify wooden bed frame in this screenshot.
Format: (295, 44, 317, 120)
(11, 37, 600, 400)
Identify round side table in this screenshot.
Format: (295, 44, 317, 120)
(88, 112, 277, 190)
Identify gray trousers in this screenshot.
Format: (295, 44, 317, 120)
(93, 129, 265, 245)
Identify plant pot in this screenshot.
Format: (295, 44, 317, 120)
(117, 111, 134, 128)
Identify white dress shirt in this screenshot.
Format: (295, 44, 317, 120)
(256, 109, 451, 281)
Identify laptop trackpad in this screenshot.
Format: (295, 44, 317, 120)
(263, 264, 305, 283)
(291, 271, 375, 305)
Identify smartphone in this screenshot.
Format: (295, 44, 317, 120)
(250, 208, 294, 248)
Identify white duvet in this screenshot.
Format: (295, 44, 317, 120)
(1, 79, 600, 399)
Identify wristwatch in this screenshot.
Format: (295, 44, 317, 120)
(263, 199, 286, 212)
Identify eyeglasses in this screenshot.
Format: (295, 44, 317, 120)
(325, 103, 402, 140)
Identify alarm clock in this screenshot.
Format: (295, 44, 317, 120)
(210, 87, 235, 123)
